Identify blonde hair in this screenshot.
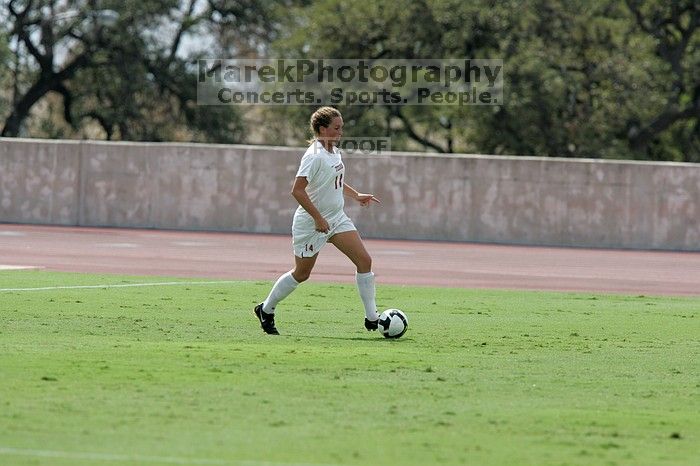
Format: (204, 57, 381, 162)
(308, 106, 341, 142)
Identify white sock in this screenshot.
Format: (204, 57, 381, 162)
(355, 271, 379, 321)
(263, 271, 299, 314)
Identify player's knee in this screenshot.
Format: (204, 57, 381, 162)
(292, 269, 311, 282)
(357, 254, 372, 273)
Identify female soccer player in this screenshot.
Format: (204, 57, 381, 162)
(254, 106, 381, 335)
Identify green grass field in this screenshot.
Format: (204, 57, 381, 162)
(1, 270, 698, 466)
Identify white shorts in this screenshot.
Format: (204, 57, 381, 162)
(292, 212, 356, 258)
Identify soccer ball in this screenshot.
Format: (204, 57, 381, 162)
(378, 309, 408, 339)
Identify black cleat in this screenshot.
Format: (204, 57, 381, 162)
(254, 303, 279, 335)
(364, 317, 379, 331)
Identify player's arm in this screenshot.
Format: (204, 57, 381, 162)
(291, 176, 330, 233)
(344, 183, 380, 207)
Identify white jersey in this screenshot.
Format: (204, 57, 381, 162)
(294, 140, 346, 222)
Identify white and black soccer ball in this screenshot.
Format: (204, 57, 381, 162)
(378, 309, 408, 339)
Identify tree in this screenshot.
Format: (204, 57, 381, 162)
(624, 0, 699, 161)
(269, 0, 457, 151)
(0, 29, 11, 120)
(3, 0, 697, 160)
(0, 0, 281, 141)
(268, 0, 699, 161)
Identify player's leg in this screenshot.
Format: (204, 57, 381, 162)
(328, 230, 371, 272)
(263, 224, 326, 314)
(291, 253, 318, 282)
(328, 230, 379, 328)
(255, 225, 325, 334)
(262, 254, 318, 314)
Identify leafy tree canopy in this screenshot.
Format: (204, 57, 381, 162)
(1, 0, 698, 161)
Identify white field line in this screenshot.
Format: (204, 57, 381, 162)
(0, 265, 43, 270)
(0, 280, 243, 292)
(0, 446, 339, 466)
(0, 446, 225, 464)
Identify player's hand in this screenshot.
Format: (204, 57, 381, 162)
(356, 193, 380, 207)
(314, 217, 330, 233)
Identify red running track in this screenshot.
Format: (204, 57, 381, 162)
(0, 224, 698, 296)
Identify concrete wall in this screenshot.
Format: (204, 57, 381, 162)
(1, 137, 699, 250)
